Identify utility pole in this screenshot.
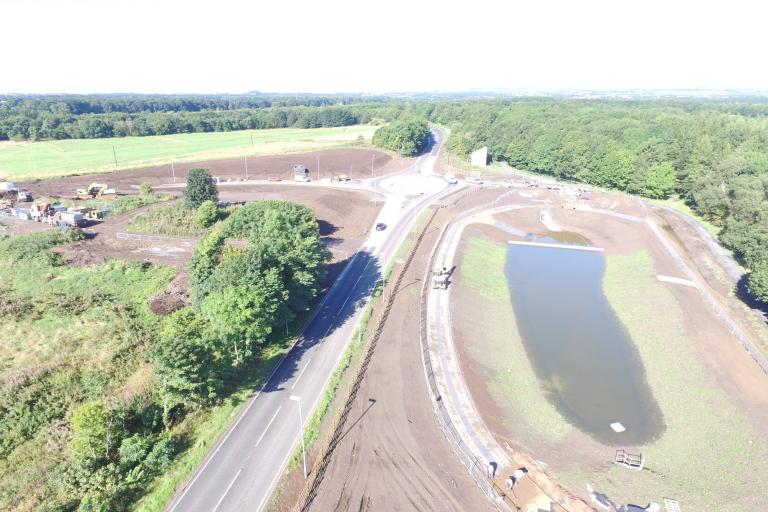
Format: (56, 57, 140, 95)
(289, 396, 307, 479)
(245, 155, 249, 180)
(371, 154, 375, 177)
(171, 161, 176, 183)
(317, 155, 320, 181)
(250, 131, 254, 146)
(112, 145, 118, 167)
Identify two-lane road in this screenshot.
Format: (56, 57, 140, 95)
(167, 131, 451, 512)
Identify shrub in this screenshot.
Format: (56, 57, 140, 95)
(185, 168, 217, 209)
(139, 183, 153, 197)
(195, 200, 218, 228)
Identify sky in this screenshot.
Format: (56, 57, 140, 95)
(3, 0, 768, 94)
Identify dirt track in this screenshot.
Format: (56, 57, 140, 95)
(18, 148, 409, 197)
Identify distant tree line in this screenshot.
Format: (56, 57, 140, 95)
(372, 118, 431, 156)
(0, 94, 410, 141)
(428, 99, 768, 301)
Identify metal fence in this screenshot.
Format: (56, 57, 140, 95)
(417, 209, 514, 511)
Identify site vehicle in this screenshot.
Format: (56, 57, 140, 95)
(444, 173, 458, 184)
(76, 183, 116, 198)
(16, 191, 32, 202)
(331, 174, 350, 182)
(375, 222, 387, 231)
(60, 211, 85, 227)
(267, 176, 282, 182)
(432, 267, 450, 289)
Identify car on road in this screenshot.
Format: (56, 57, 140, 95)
(466, 176, 483, 185)
(444, 173, 458, 184)
(375, 222, 387, 231)
(267, 176, 282, 182)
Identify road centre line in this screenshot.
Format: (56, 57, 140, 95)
(291, 360, 312, 390)
(211, 468, 242, 512)
(254, 406, 282, 448)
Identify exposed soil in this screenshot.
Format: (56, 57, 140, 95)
(148, 270, 190, 315)
(272, 206, 496, 512)
(17, 148, 410, 198)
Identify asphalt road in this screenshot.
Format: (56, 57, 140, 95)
(166, 131, 449, 512)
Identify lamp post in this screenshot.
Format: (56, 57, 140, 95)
(289, 395, 307, 479)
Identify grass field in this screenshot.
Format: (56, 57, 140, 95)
(455, 232, 768, 511)
(0, 125, 378, 181)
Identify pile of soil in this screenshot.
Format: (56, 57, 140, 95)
(148, 271, 190, 315)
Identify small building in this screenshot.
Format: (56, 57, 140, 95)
(470, 147, 488, 167)
(293, 164, 310, 182)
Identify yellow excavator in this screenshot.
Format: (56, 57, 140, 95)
(76, 183, 116, 198)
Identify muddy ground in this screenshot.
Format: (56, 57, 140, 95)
(271, 191, 521, 512)
(17, 148, 410, 198)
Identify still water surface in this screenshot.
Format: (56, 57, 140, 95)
(504, 243, 664, 444)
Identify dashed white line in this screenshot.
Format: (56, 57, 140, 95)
(254, 406, 282, 448)
(291, 360, 312, 390)
(211, 468, 242, 512)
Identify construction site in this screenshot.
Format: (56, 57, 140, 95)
(3, 138, 768, 512)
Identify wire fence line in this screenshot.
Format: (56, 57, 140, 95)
(293, 207, 441, 512)
(645, 217, 768, 376)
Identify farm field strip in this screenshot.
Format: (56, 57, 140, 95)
(0, 125, 377, 180)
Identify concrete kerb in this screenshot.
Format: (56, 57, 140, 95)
(419, 195, 598, 512)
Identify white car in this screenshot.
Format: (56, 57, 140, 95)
(466, 176, 483, 185)
(444, 173, 458, 184)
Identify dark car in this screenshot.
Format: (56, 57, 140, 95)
(375, 222, 387, 231)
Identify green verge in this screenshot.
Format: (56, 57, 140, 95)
(0, 125, 378, 181)
(287, 303, 375, 471)
(575, 250, 768, 511)
(456, 236, 571, 443)
(133, 339, 294, 512)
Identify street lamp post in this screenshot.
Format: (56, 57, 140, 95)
(289, 395, 307, 479)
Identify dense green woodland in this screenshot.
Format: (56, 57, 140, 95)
(0, 94, 405, 140)
(423, 99, 768, 301)
(0, 197, 327, 510)
(372, 118, 431, 156)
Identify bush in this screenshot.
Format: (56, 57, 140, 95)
(139, 183, 153, 197)
(372, 118, 430, 156)
(185, 168, 217, 209)
(195, 200, 218, 228)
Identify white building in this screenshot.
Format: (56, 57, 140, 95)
(470, 147, 488, 167)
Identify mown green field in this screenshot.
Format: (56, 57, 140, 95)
(456, 233, 768, 511)
(0, 125, 377, 180)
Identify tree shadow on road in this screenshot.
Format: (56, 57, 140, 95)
(261, 250, 382, 394)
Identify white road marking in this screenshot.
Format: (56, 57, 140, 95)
(291, 360, 311, 390)
(254, 406, 282, 448)
(212, 468, 242, 512)
(255, 465, 284, 512)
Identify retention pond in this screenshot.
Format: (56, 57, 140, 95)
(504, 241, 664, 445)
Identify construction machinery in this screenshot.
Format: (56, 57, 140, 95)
(331, 174, 350, 182)
(432, 267, 451, 290)
(76, 183, 116, 198)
